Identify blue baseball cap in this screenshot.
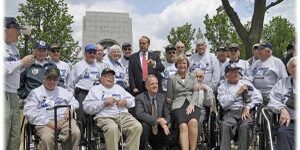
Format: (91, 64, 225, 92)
(258, 42, 272, 49)
(85, 44, 96, 52)
(34, 40, 48, 49)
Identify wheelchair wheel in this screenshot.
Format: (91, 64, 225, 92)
(23, 123, 38, 150)
(208, 111, 220, 150)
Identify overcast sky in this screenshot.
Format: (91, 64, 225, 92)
(4, 0, 296, 52)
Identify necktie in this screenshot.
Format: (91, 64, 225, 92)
(151, 98, 158, 134)
(142, 52, 148, 80)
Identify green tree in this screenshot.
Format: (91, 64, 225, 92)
(17, 0, 79, 62)
(167, 23, 196, 53)
(203, 6, 245, 58)
(222, 0, 284, 58)
(261, 16, 295, 58)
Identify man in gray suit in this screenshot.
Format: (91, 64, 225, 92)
(135, 75, 172, 150)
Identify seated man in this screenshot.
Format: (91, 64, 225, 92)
(217, 64, 263, 150)
(135, 75, 172, 150)
(268, 57, 296, 150)
(24, 67, 80, 150)
(83, 68, 142, 150)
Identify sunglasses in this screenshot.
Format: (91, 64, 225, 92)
(229, 49, 239, 52)
(50, 50, 60, 53)
(177, 46, 184, 48)
(88, 51, 96, 54)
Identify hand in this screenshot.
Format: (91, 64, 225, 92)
(186, 105, 194, 115)
(64, 109, 73, 119)
(116, 99, 127, 107)
(47, 120, 60, 130)
(157, 117, 168, 126)
(237, 84, 248, 96)
(194, 83, 207, 91)
(241, 107, 251, 120)
(279, 108, 291, 126)
(147, 59, 156, 67)
(133, 88, 139, 93)
(162, 124, 170, 135)
(20, 55, 34, 68)
(104, 97, 116, 107)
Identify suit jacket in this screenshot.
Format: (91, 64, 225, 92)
(166, 72, 199, 110)
(128, 51, 165, 95)
(135, 92, 170, 126)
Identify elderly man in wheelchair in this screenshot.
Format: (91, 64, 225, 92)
(217, 64, 263, 150)
(24, 67, 81, 149)
(267, 57, 296, 150)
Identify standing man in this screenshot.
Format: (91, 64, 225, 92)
(189, 39, 220, 91)
(248, 44, 260, 67)
(250, 42, 288, 105)
(4, 17, 34, 150)
(69, 43, 101, 144)
(216, 46, 229, 70)
(83, 68, 142, 150)
(175, 41, 186, 55)
(128, 36, 165, 96)
(48, 43, 70, 88)
(135, 75, 172, 150)
(18, 40, 57, 99)
(121, 42, 133, 91)
(95, 43, 105, 73)
(161, 45, 177, 93)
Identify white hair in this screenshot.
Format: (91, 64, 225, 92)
(108, 44, 122, 57)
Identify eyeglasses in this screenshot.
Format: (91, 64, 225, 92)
(196, 75, 204, 78)
(168, 52, 176, 54)
(177, 46, 184, 48)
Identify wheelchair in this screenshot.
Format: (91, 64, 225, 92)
(23, 105, 73, 150)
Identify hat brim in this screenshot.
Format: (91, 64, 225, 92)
(101, 70, 116, 76)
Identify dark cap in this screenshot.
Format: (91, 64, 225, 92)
(50, 43, 61, 50)
(258, 42, 272, 49)
(35, 40, 48, 49)
(225, 63, 242, 74)
(228, 43, 239, 50)
(85, 44, 96, 52)
(165, 45, 176, 52)
(44, 67, 60, 79)
(5, 17, 23, 30)
(216, 46, 227, 52)
(122, 42, 132, 50)
(101, 68, 116, 76)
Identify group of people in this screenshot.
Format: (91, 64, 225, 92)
(5, 16, 296, 150)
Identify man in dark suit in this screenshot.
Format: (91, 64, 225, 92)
(135, 75, 172, 150)
(128, 36, 165, 96)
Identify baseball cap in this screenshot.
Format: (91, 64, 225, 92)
(35, 40, 49, 49)
(5, 17, 24, 30)
(216, 46, 227, 52)
(228, 43, 239, 50)
(225, 63, 242, 74)
(165, 45, 176, 52)
(252, 43, 260, 50)
(101, 68, 116, 77)
(44, 67, 60, 79)
(50, 43, 61, 50)
(85, 44, 96, 52)
(258, 42, 272, 49)
(122, 42, 132, 50)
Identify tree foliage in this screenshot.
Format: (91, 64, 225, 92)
(261, 16, 295, 58)
(221, 0, 284, 59)
(17, 0, 80, 62)
(203, 6, 246, 57)
(167, 23, 196, 53)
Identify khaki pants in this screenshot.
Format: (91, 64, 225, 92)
(35, 119, 80, 150)
(5, 92, 21, 150)
(96, 113, 142, 150)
